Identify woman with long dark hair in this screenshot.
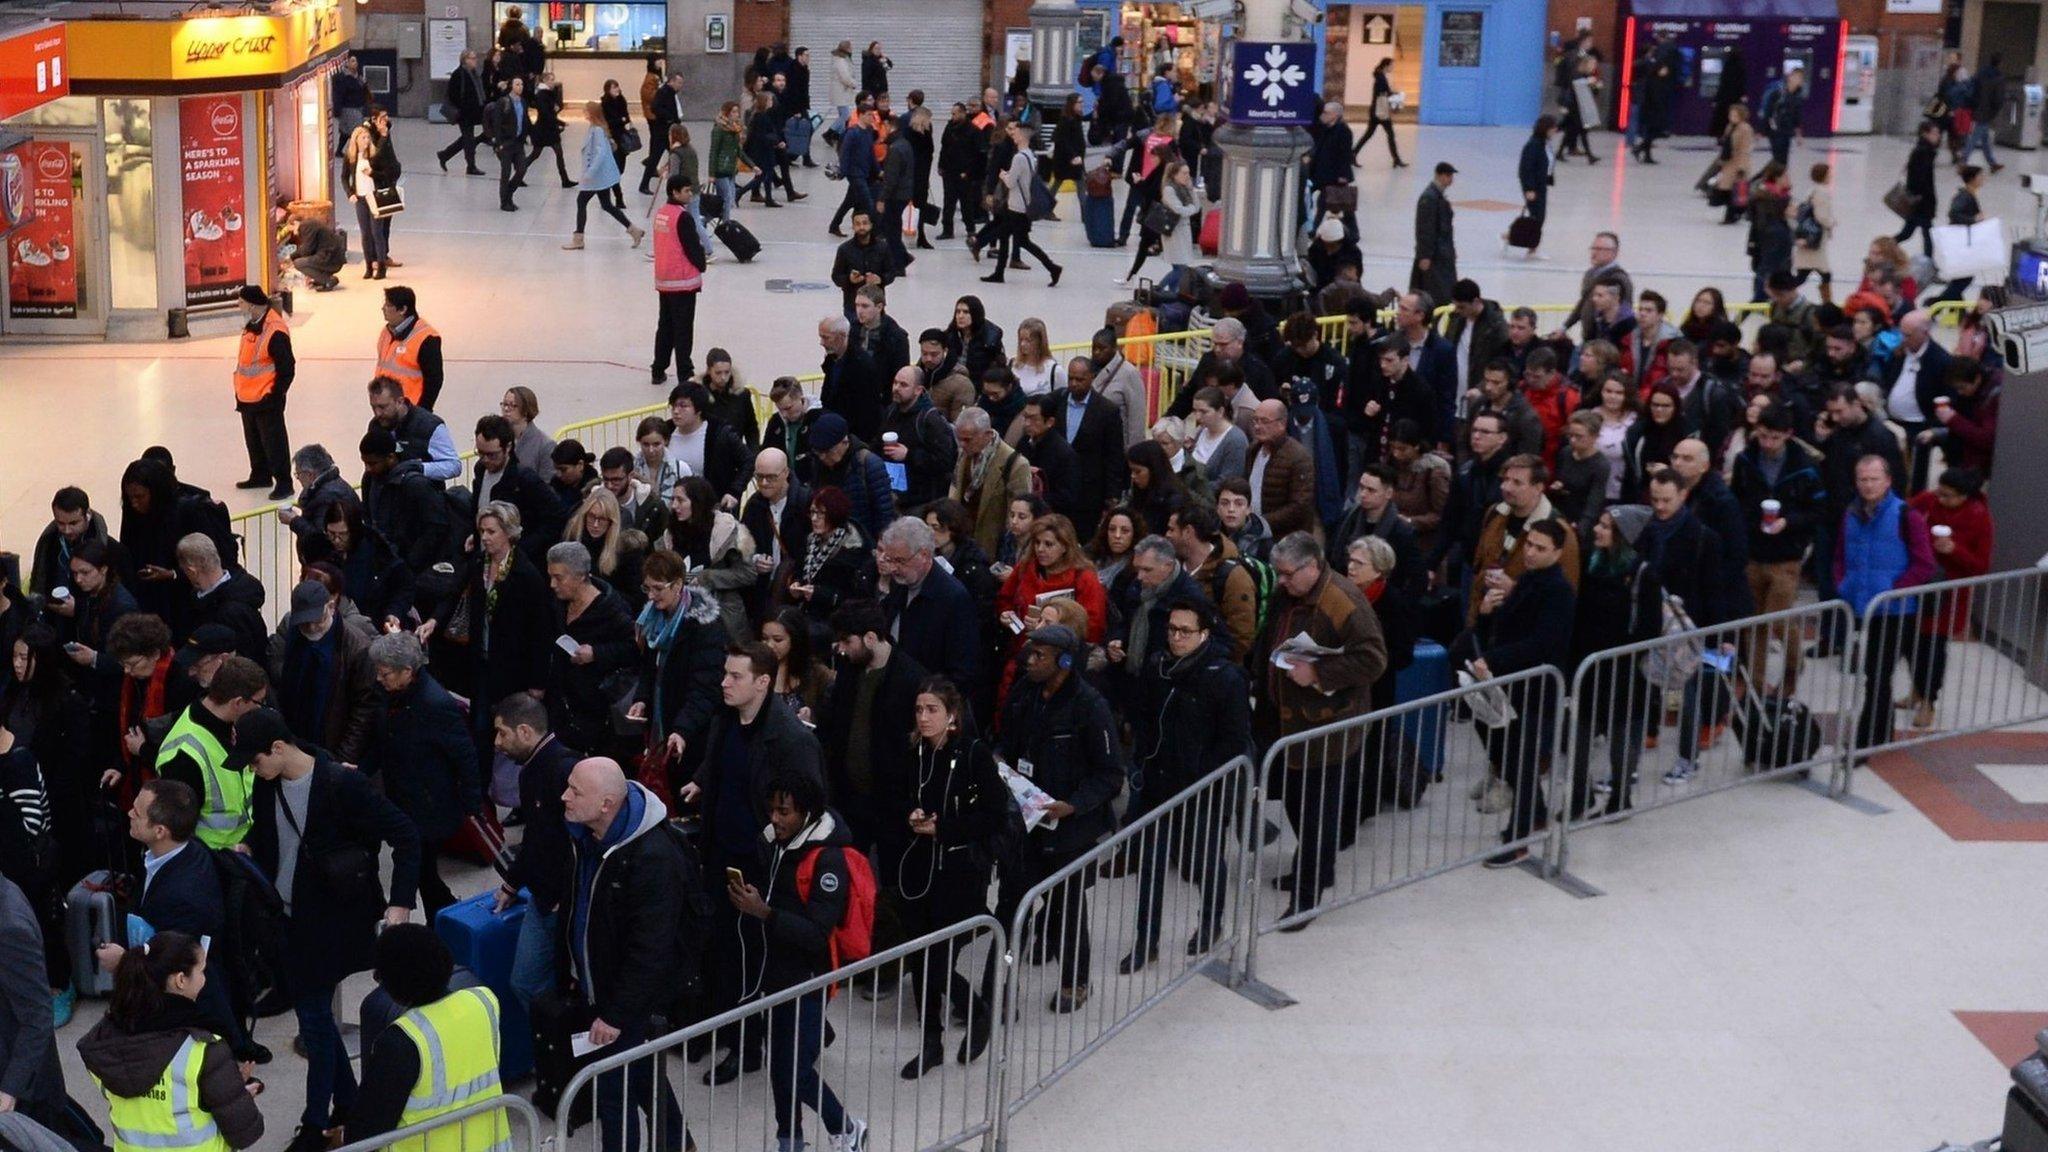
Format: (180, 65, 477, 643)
(79, 932, 265, 1152)
(1679, 288, 1729, 345)
(600, 78, 633, 173)
(117, 459, 189, 623)
(1620, 383, 1693, 502)
(760, 607, 834, 723)
(1568, 506, 1663, 818)
(1, 623, 78, 1013)
(58, 538, 138, 660)
(1086, 506, 1140, 590)
(945, 295, 1006, 384)
(663, 475, 756, 639)
(895, 676, 1005, 1076)
(1050, 94, 1088, 211)
(1122, 440, 1188, 537)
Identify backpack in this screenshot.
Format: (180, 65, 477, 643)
(659, 820, 714, 988)
(209, 847, 288, 1029)
(179, 492, 239, 572)
(1211, 556, 1275, 634)
(793, 843, 877, 969)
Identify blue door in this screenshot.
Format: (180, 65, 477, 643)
(1417, 0, 1544, 126)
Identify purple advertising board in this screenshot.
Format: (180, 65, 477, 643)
(1624, 7, 1843, 138)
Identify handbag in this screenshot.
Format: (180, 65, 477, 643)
(369, 184, 405, 219)
(1924, 95, 1949, 120)
(438, 100, 459, 124)
(1641, 593, 1706, 692)
(1883, 181, 1918, 220)
(1142, 200, 1180, 236)
(1372, 93, 1391, 120)
(1794, 199, 1825, 249)
(1932, 218, 2010, 282)
(619, 125, 644, 155)
(1321, 184, 1358, 212)
(1083, 163, 1116, 199)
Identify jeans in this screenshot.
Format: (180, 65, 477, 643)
(508, 903, 557, 1013)
(1767, 130, 1793, 167)
(293, 980, 355, 1128)
(1676, 665, 1733, 762)
(1964, 122, 2000, 168)
(685, 199, 716, 257)
(769, 991, 850, 1142)
(352, 196, 389, 264)
(712, 176, 739, 220)
(1569, 663, 1651, 817)
(593, 1025, 684, 1152)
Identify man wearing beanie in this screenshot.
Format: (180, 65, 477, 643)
(232, 284, 295, 500)
(359, 427, 457, 572)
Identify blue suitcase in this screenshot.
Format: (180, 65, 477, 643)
(1395, 640, 1452, 783)
(1082, 192, 1117, 248)
(434, 891, 534, 1081)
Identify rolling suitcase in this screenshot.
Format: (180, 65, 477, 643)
(530, 990, 599, 1129)
(1198, 209, 1221, 256)
(715, 217, 761, 263)
(1396, 640, 1452, 783)
(1081, 193, 1117, 248)
(434, 891, 534, 1080)
(66, 870, 128, 998)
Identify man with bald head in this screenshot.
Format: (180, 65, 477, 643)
(879, 364, 958, 508)
(740, 446, 811, 591)
(1671, 437, 1755, 618)
(561, 755, 691, 1152)
(1248, 398, 1317, 537)
(1880, 308, 1951, 490)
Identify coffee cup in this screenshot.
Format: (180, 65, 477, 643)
(1932, 524, 1953, 540)
(1761, 499, 1781, 520)
(1934, 396, 1953, 408)
(882, 432, 900, 445)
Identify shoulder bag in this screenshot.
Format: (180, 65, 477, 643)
(369, 184, 406, 219)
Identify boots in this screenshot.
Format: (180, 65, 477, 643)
(629, 225, 646, 247)
(899, 1030, 947, 1080)
(562, 233, 584, 250)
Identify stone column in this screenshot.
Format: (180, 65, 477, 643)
(1212, 0, 1313, 298)
(1027, 0, 1084, 119)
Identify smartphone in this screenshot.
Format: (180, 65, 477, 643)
(725, 866, 746, 887)
(555, 634, 580, 656)
(62, 642, 81, 653)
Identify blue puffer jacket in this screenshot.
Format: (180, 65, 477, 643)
(1837, 491, 1934, 617)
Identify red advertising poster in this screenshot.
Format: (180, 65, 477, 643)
(179, 94, 249, 307)
(6, 141, 79, 320)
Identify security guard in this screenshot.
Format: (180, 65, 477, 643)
(376, 286, 445, 411)
(232, 284, 294, 500)
(347, 925, 512, 1152)
(153, 656, 268, 850)
(79, 930, 266, 1152)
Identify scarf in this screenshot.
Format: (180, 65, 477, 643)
(802, 525, 852, 586)
(1127, 572, 1173, 667)
(117, 654, 173, 767)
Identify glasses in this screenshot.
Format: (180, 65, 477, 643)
(753, 472, 786, 483)
(1273, 565, 1302, 582)
(641, 580, 678, 594)
(1165, 624, 1204, 638)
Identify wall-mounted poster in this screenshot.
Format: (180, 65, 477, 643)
(180, 94, 248, 307)
(1438, 11, 1483, 68)
(7, 141, 79, 319)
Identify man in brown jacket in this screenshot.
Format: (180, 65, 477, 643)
(948, 406, 1034, 556)
(1464, 454, 1581, 626)
(1248, 399, 1318, 539)
(1252, 531, 1388, 929)
(1166, 502, 1259, 660)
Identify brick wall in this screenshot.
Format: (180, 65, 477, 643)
(734, 0, 786, 52)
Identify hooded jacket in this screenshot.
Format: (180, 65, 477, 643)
(1133, 634, 1253, 795)
(79, 999, 264, 1151)
(563, 781, 688, 1033)
(743, 809, 853, 993)
(1728, 439, 1826, 563)
(183, 569, 268, 665)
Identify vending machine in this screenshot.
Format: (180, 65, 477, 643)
(1837, 34, 1876, 135)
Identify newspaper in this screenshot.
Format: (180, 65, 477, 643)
(1268, 630, 1345, 671)
(996, 760, 1060, 831)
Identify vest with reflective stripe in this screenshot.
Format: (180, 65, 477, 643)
(154, 708, 251, 850)
(377, 319, 440, 406)
(392, 987, 511, 1152)
(652, 203, 702, 293)
(97, 1035, 230, 1152)
(233, 310, 286, 405)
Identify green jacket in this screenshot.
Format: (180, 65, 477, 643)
(709, 125, 740, 178)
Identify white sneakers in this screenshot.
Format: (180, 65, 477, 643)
(828, 1119, 868, 1152)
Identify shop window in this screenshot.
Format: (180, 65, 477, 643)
(103, 98, 156, 312)
(495, 2, 666, 53)
(17, 95, 95, 128)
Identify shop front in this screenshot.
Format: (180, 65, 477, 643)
(1070, 1, 1229, 99)
(1, 0, 353, 341)
(483, 1, 669, 115)
(1317, 0, 1547, 127)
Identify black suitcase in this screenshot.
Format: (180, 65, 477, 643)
(714, 218, 760, 263)
(65, 870, 128, 998)
(1735, 663, 1822, 771)
(697, 192, 725, 220)
(530, 990, 598, 1129)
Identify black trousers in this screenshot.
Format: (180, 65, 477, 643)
(496, 141, 529, 207)
(984, 211, 1055, 281)
(898, 865, 989, 1037)
(1273, 754, 1343, 898)
(1910, 628, 1951, 704)
(993, 843, 1093, 992)
(940, 174, 981, 234)
(652, 290, 698, 380)
(437, 122, 482, 170)
(1354, 111, 1403, 163)
(417, 840, 456, 920)
(1857, 611, 1918, 754)
(239, 404, 290, 484)
(528, 137, 570, 184)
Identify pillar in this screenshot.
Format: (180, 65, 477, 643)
(1212, 0, 1314, 298)
(1027, 0, 1084, 117)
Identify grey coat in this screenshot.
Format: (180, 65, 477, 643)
(0, 876, 65, 1120)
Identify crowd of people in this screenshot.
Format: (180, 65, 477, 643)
(0, 32, 2018, 1152)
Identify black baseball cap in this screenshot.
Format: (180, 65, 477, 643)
(229, 708, 296, 762)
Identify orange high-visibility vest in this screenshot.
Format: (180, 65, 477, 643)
(233, 309, 288, 405)
(377, 319, 440, 405)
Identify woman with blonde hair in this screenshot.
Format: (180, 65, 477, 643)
(565, 487, 648, 608)
(565, 101, 644, 250)
(993, 513, 1107, 705)
(1011, 318, 1056, 395)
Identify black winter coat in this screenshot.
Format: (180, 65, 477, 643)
(367, 672, 481, 841)
(1728, 440, 1826, 563)
(1133, 636, 1252, 795)
(364, 460, 455, 573)
(560, 783, 689, 1033)
(505, 734, 580, 912)
(996, 673, 1126, 858)
(817, 648, 927, 850)
(547, 581, 639, 754)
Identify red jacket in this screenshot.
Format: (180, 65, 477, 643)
(1522, 376, 1580, 470)
(1906, 490, 1993, 635)
(994, 561, 1108, 704)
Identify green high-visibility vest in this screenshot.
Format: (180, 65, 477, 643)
(393, 987, 512, 1152)
(155, 707, 251, 849)
(95, 1034, 230, 1152)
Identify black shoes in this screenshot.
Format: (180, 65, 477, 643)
(1117, 943, 1159, 975)
(267, 484, 293, 501)
(234, 477, 271, 490)
(1048, 264, 1063, 287)
(702, 1044, 763, 1085)
(899, 1034, 947, 1080)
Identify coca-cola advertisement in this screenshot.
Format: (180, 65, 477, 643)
(6, 140, 78, 320)
(179, 94, 248, 306)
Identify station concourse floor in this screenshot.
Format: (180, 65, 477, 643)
(18, 120, 2048, 1150)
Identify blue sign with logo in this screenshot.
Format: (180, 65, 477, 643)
(1227, 41, 1318, 127)
(2011, 243, 2048, 302)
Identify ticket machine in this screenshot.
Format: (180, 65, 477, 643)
(1837, 34, 1876, 134)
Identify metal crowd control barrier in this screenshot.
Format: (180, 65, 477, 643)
(1847, 567, 2048, 778)
(1240, 665, 1569, 979)
(328, 1093, 543, 1152)
(994, 757, 1256, 1129)
(1549, 600, 1859, 888)
(553, 918, 1005, 1152)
